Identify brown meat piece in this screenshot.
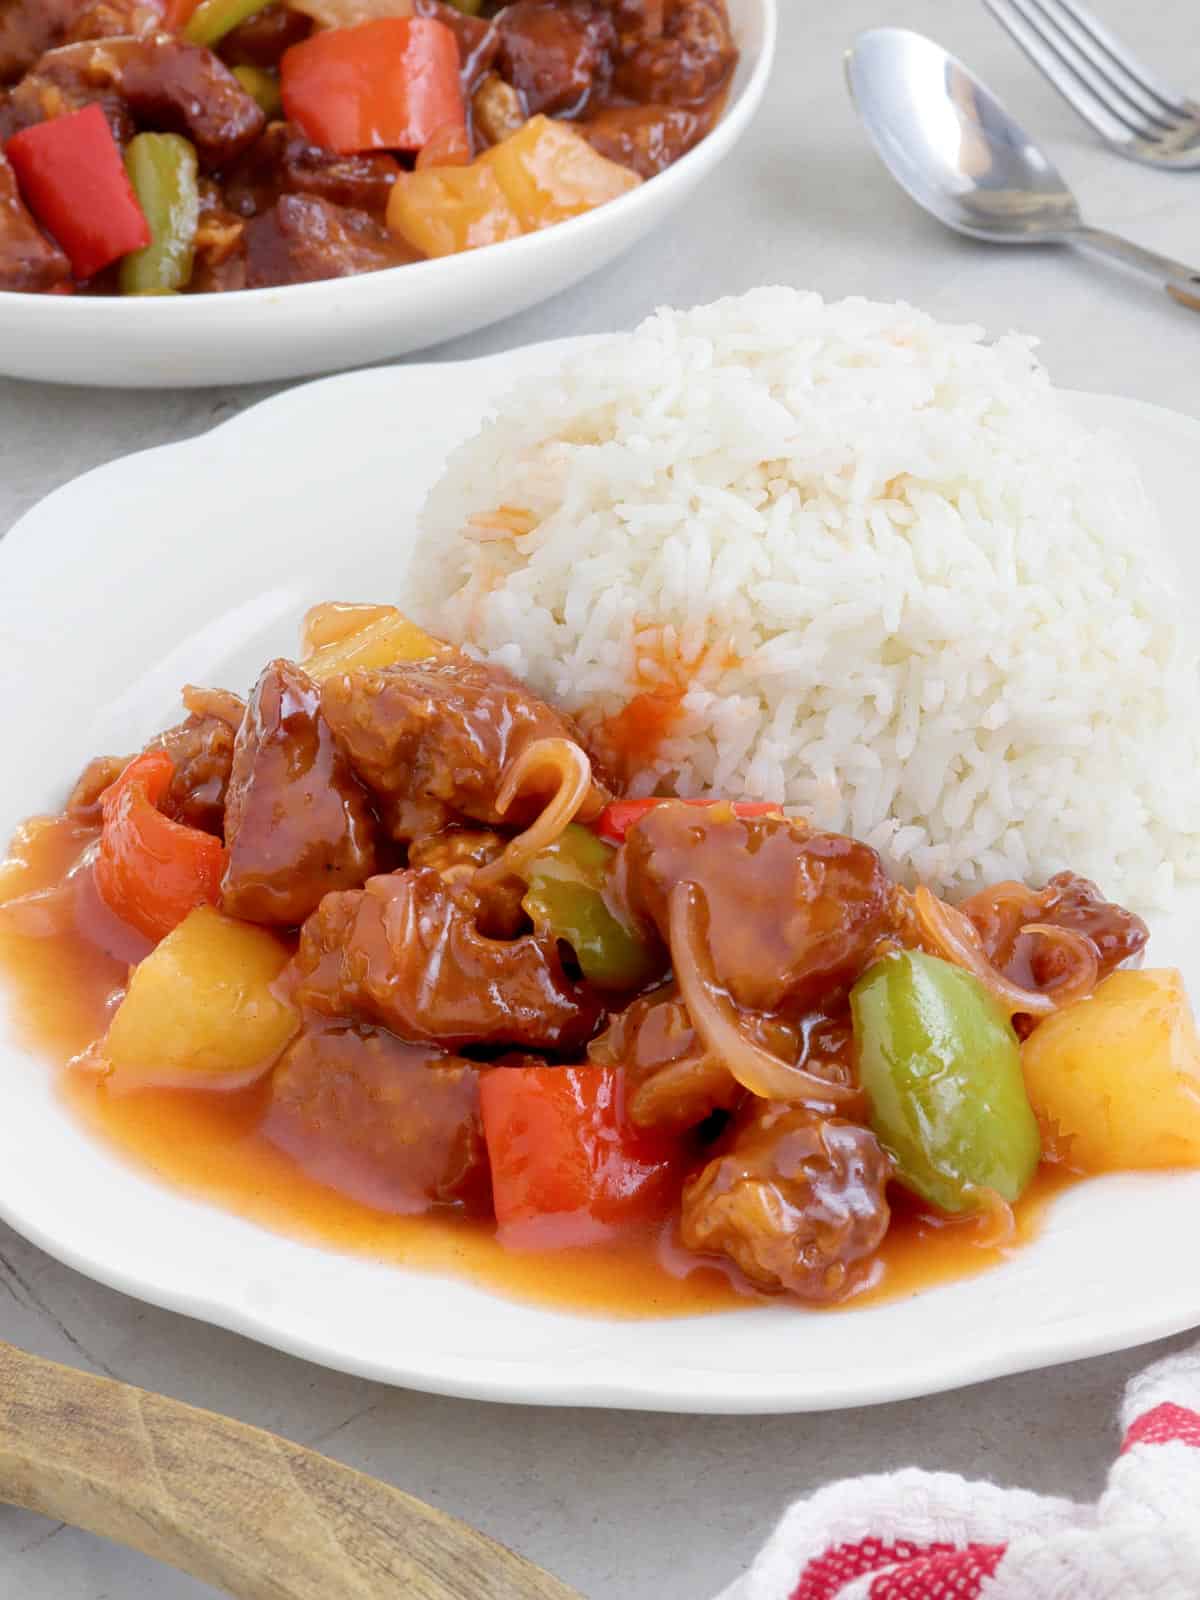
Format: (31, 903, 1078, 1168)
(407, 826, 509, 882)
(495, 0, 616, 116)
(242, 194, 417, 288)
(218, 6, 311, 68)
(415, 0, 498, 93)
(221, 660, 379, 926)
(591, 983, 856, 1131)
(0, 149, 71, 291)
(0, 0, 86, 84)
(1, 36, 265, 166)
(319, 658, 605, 844)
(614, 0, 735, 106)
(0, 37, 135, 146)
(600, 0, 667, 29)
(288, 868, 601, 1052)
(224, 122, 400, 219)
(617, 803, 895, 1016)
(190, 249, 245, 292)
(64, 0, 165, 43)
(590, 983, 744, 1131)
(960, 871, 1148, 993)
(66, 704, 237, 833)
(265, 1022, 491, 1216)
(119, 35, 266, 167)
(406, 826, 526, 938)
(680, 1103, 891, 1302)
(148, 712, 238, 836)
(189, 176, 245, 292)
(472, 73, 526, 146)
(582, 101, 712, 177)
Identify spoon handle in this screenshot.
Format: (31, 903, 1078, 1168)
(0, 1341, 583, 1600)
(1071, 226, 1200, 311)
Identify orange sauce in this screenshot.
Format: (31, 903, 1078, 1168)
(593, 689, 686, 783)
(0, 815, 1076, 1320)
(589, 626, 743, 784)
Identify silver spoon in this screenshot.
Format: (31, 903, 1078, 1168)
(845, 26, 1200, 312)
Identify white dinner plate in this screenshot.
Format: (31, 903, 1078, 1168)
(2, 339, 1199, 1413)
(0, 0, 774, 389)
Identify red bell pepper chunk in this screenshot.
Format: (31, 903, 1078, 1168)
(162, 0, 201, 27)
(480, 1065, 681, 1247)
(594, 797, 785, 846)
(6, 105, 150, 281)
(281, 17, 466, 157)
(94, 752, 226, 943)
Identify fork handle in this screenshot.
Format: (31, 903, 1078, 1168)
(1071, 226, 1200, 311)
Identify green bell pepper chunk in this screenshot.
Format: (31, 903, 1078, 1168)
(232, 64, 283, 119)
(185, 0, 275, 48)
(851, 950, 1041, 1214)
(522, 824, 660, 992)
(444, 0, 483, 11)
(120, 133, 200, 296)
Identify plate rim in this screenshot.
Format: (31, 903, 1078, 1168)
(2, 354, 1199, 1414)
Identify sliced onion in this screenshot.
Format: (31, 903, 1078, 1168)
(963, 1185, 1017, 1247)
(910, 886, 1056, 1019)
(1020, 923, 1100, 1009)
(959, 879, 1036, 916)
(181, 684, 246, 729)
(288, 0, 412, 26)
(475, 738, 593, 888)
(668, 880, 860, 1107)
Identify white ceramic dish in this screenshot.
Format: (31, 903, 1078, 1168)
(0, 0, 774, 390)
(2, 338, 1199, 1412)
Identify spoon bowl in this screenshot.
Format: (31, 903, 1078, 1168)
(845, 27, 1200, 308)
(846, 27, 1081, 243)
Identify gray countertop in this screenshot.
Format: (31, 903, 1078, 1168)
(2, 2, 1198, 1595)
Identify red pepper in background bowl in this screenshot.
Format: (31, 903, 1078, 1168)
(281, 17, 466, 156)
(5, 105, 150, 281)
(94, 752, 226, 943)
(480, 1065, 682, 1249)
(594, 797, 785, 846)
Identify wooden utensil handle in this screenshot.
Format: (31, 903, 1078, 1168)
(0, 1341, 583, 1600)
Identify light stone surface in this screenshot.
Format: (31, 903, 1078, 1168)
(1, 1, 1198, 1594)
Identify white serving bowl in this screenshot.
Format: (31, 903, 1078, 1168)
(0, 0, 775, 388)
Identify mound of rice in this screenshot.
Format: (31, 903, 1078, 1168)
(411, 288, 1200, 906)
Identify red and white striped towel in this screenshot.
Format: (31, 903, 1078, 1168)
(721, 1344, 1200, 1600)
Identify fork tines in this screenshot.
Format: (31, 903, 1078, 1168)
(983, 0, 1200, 155)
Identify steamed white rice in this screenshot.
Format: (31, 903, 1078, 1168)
(411, 288, 1200, 906)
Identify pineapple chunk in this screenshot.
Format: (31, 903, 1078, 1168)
(1021, 968, 1200, 1172)
(387, 116, 640, 259)
(301, 601, 397, 654)
(301, 605, 447, 683)
(101, 906, 298, 1090)
(387, 162, 522, 259)
(482, 116, 641, 230)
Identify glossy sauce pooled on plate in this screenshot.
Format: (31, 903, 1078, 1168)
(0, 813, 1074, 1316)
(0, 602, 1193, 1319)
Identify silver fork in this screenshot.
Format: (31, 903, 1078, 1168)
(983, 0, 1200, 168)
